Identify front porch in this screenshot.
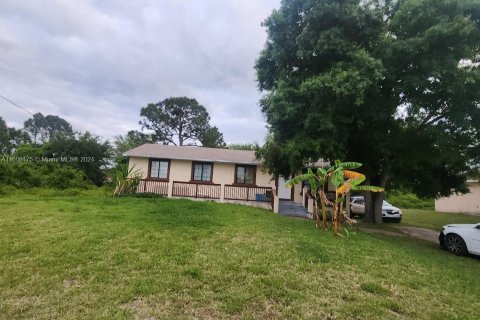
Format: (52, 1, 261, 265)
(137, 179, 274, 210)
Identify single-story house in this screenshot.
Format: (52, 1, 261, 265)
(435, 180, 480, 216)
(124, 144, 311, 211)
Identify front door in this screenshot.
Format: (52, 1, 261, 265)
(278, 176, 291, 200)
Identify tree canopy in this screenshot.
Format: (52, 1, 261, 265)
(44, 132, 111, 186)
(23, 112, 73, 144)
(198, 126, 226, 148)
(140, 97, 224, 147)
(1, 116, 31, 154)
(112, 130, 154, 165)
(256, 0, 480, 223)
(228, 143, 258, 151)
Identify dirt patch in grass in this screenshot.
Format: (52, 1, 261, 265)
(359, 226, 438, 243)
(358, 227, 404, 238)
(119, 298, 160, 320)
(395, 227, 439, 243)
(63, 278, 80, 287)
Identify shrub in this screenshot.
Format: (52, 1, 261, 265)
(129, 192, 165, 198)
(385, 191, 434, 210)
(113, 164, 142, 197)
(0, 185, 18, 195)
(0, 161, 89, 190)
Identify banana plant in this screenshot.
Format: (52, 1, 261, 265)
(287, 167, 330, 230)
(287, 160, 384, 235)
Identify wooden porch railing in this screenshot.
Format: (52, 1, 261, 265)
(137, 179, 168, 195)
(172, 181, 221, 199)
(224, 185, 272, 202)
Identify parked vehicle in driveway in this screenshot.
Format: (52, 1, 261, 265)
(439, 223, 480, 256)
(350, 196, 402, 222)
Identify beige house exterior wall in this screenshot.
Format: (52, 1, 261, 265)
(256, 166, 275, 188)
(435, 182, 480, 216)
(293, 183, 303, 204)
(128, 156, 275, 188)
(129, 157, 149, 178)
(128, 156, 276, 210)
(169, 160, 192, 182)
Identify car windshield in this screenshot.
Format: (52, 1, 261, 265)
(383, 200, 392, 206)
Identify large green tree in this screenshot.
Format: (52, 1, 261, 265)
(140, 97, 223, 146)
(112, 130, 154, 165)
(256, 0, 480, 223)
(24, 112, 73, 144)
(0, 117, 30, 154)
(0, 117, 10, 154)
(45, 132, 111, 186)
(198, 126, 226, 148)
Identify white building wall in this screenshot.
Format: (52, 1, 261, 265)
(435, 182, 480, 216)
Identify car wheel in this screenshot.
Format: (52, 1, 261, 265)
(445, 234, 468, 256)
(439, 232, 446, 250)
(349, 207, 357, 218)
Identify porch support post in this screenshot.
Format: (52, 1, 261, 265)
(302, 187, 307, 208)
(307, 198, 314, 214)
(167, 180, 173, 198)
(273, 195, 279, 213)
(220, 184, 225, 203)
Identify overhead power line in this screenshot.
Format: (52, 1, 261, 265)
(0, 94, 35, 116)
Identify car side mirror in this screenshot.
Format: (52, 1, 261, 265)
(476, 224, 480, 230)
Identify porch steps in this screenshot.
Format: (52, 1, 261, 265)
(278, 201, 311, 219)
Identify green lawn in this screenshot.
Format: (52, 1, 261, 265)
(401, 209, 480, 230)
(0, 194, 479, 319)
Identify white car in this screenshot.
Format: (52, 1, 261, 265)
(350, 196, 402, 222)
(439, 224, 480, 256)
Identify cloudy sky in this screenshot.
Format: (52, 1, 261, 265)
(0, 0, 280, 144)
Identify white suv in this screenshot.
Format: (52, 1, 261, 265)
(350, 196, 402, 222)
(439, 224, 480, 256)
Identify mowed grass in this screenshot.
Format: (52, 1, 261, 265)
(401, 209, 480, 230)
(0, 195, 479, 320)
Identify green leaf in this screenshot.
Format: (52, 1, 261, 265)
(317, 167, 327, 177)
(286, 173, 313, 187)
(308, 170, 319, 196)
(318, 178, 327, 186)
(352, 185, 384, 192)
(339, 162, 362, 169)
(336, 196, 344, 203)
(349, 176, 366, 187)
(331, 170, 344, 186)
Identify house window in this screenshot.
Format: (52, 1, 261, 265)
(192, 162, 212, 182)
(235, 165, 256, 185)
(149, 159, 169, 179)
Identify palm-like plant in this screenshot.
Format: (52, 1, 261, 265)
(113, 164, 143, 197)
(287, 160, 383, 235)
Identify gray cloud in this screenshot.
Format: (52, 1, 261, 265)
(0, 0, 279, 144)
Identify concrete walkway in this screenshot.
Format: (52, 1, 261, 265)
(278, 201, 311, 219)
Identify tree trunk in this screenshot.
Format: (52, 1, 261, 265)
(313, 200, 320, 228)
(363, 175, 387, 224)
(178, 121, 183, 146)
(364, 192, 384, 224)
